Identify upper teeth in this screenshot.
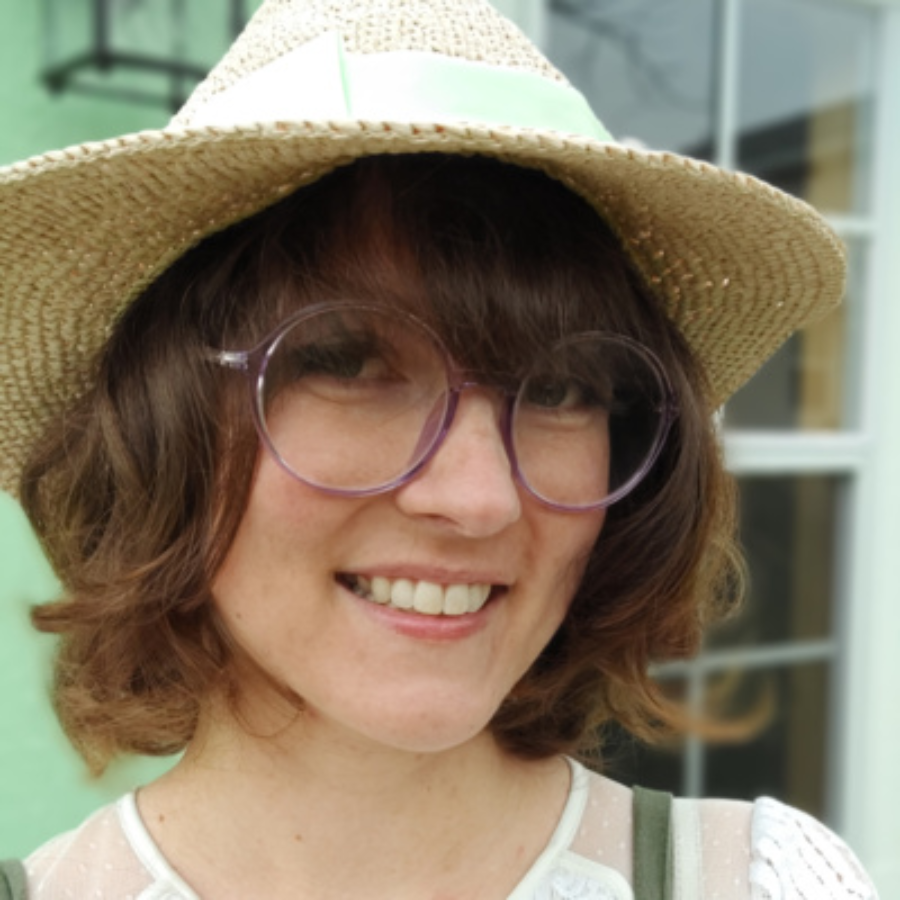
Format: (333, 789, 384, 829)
(350, 575, 492, 616)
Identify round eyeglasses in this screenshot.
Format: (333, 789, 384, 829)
(211, 303, 678, 512)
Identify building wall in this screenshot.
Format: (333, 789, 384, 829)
(0, 0, 164, 165)
(0, 0, 243, 856)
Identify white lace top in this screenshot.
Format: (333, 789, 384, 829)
(23, 760, 878, 899)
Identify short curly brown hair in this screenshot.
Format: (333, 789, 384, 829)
(21, 154, 742, 774)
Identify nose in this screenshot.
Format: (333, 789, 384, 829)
(394, 388, 522, 537)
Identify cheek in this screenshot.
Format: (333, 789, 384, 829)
(212, 463, 333, 604)
(547, 509, 605, 587)
(527, 507, 605, 635)
(242, 455, 347, 535)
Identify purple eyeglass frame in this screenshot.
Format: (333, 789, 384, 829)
(211, 302, 679, 513)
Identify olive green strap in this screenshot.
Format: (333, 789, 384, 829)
(0, 860, 27, 900)
(632, 786, 674, 900)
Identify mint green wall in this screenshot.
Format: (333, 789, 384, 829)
(0, 0, 168, 165)
(0, 496, 174, 856)
(0, 0, 252, 856)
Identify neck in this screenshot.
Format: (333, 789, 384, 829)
(140, 700, 570, 899)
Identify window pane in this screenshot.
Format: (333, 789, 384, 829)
(711, 476, 838, 649)
(545, 0, 716, 155)
(706, 663, 830, 820)
(724, 240, 864, 431)
(737, 0, 877, 214)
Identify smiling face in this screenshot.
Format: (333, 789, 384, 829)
(200, 154, 670, 755)
(212, 384, 605, 752)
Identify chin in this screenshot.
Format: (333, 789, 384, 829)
(322, 696, 505, 755)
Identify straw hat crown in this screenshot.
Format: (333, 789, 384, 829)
(175, 0, 566, 129)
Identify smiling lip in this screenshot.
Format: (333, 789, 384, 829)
(342, 573, 496, 616)
(337, 571, 508, 641)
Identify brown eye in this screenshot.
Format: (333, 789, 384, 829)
(523, 376, 572, 409)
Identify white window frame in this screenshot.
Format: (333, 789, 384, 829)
(833, 7, 900, 893)
(724, 7, 900, 894)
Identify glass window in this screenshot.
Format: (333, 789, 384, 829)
(705, 663, 830, 818)
(608, 475, 840, 819)
(606, 660, 831, 820)
(545, 0, 717, 155)
(544, 0, 886, 852)
(737, 0, 877, 215)
(711, 475, 839, 647)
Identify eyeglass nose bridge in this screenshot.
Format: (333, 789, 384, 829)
(421, 376, 522, 485)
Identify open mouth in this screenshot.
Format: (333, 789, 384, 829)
(338, 573, 504, 617)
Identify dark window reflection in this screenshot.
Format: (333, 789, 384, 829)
(706, 663, 830, 820)
(711, 476, 837, 648)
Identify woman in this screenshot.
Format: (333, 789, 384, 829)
(0, 1, 877, 898)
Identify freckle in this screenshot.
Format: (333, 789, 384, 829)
(294, 833, 303, 842)
(158, 814, 166, 823)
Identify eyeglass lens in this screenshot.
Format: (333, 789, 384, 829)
(257, 307, 668, 508)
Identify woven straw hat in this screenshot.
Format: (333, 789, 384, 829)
(0, 0, 845, 496)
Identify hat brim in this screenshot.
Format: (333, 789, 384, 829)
(0, 118, 845, 495)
